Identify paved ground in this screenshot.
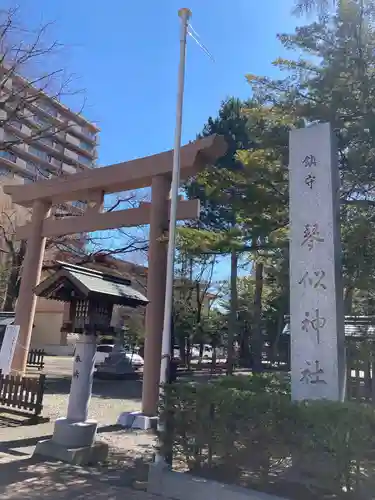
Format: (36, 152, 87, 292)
(0, 356, 159, 499)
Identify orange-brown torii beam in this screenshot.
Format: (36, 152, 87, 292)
(15, 199, 200, 240)
(4, 134, 226, 206)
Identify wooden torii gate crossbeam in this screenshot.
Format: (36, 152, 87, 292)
(4, 134, 226, 416)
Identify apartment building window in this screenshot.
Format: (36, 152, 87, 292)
(4, 131, 18, 143)
(37, 168, 51, 180)
(79, 140, 93, 152)
(29, 146, 48, 161)
(26, 161, 36, 173)
(8, 120, 22, 131)
(41, 136, 55, 149)
(0, 166, 11, 176)
(38, 100, 58, 117)
(82, 127, 95, 140)
(78, 154, 92, 166)
(50, 158, 63, 170)
(0, 151, 17, 163)
(33, 114, 47, 126)
(13, 82, 27, 97)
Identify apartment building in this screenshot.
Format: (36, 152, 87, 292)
(0, 71, 99, 194)
(0, 69, 100, 251)
(0, 69, 100, 350)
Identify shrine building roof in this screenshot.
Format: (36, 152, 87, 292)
(34, 261, 148, 308)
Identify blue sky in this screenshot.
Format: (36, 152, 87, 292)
(10, 0, 301, 281)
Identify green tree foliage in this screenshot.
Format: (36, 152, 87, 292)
(184, 96, 293, 371)
(247, 0, 375, 313)
(293, 0, 337, 17)
(177, 0, 375, 372)
(184, 98, 257, 373)
(185, 97, 254, 231)
(172, 241, 223, 367)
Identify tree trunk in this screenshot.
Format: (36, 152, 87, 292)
(344, 285, 354, 315)
(3, 266, 20, 311)
(239, 319, 251, 367)
(179, 338, 186, 366)
(252, 261, 264, 373)
(226, 249, 238, 375)
(186, 336, 192, 371)
(272, 306, 286, 366)
(198, 341, 204, 366)
(3, 241, 26, 312)
(210, 344, 217, 374)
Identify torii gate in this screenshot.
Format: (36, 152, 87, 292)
(4, 134, 226, 416)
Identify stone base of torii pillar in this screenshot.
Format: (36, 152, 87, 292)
(34, 335, 108, 465)
(117, 410, 158, 430)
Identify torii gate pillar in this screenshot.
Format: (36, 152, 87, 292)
(142, 175, 170, 416)
(13, 200, 51, 374)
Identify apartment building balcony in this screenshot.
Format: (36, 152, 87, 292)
(59, 162, 79, 174)
(19, 103, 97, 157)
(28, 101, 99, 148)
(3, 77, 99, 137)
(62, 132, 97, 160)
(26, 87, 99, 142)
(3, 130, 91, 177)
(9, 145, 71, 179)
(0, 150, 33, 180)
(0, 153, 57, 187)
(6, 120, 62, 157)
(2, 109, 97, 169)
(66, 121, 98, 144)
(1, 84, 98, 177)
(13, 113, 97, 161)
(6, 116, 93, 169)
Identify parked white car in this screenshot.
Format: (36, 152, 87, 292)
(94, 344, 144, 368)
(191, 344, 213, 359)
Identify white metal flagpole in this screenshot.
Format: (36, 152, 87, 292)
(155, 7, 191, 465)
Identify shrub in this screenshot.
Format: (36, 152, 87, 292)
(159, 373, 375, 499)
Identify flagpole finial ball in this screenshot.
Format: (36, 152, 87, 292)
(178, 8, 192, 19)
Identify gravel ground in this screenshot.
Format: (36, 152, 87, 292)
(42, 360, 144, 423)
(0, 356, 157, 498)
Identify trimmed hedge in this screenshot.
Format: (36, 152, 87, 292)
(159, 374, 375, 499)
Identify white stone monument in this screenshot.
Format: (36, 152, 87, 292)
(289, 122, 346, 401)
(34, 335, 108, 464)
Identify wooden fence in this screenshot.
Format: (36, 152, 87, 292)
(266, 337, 375, 403)
(27, 349, 45, 370)
(0, 370, 46, 418)
(346, 338, 375, 403)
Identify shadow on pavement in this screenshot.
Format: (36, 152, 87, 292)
(0, 413, 49, 429)
(0, 426, 155, 499)
(0, 425, 143, 456)
(0, 433, 52, 452)
(44, 376, 143, 402)
(0, 456, 154, 499)
(0, 414, 30, 428)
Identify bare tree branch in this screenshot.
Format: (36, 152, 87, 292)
(0, 6, 152, 310)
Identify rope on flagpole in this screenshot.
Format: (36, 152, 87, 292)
(188, 23, 215, 62)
